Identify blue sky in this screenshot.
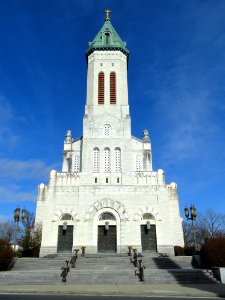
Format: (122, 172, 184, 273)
(0, 0, 225, 221)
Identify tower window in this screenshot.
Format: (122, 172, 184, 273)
(136, 154, 141, 171)
(98, 72, 104, 104)
(117, 177, 120, 183)
(110, 72, 116, 104)
(93, 147, 100, 172)
(106, 178, 109, 183)
(103, 124, 111, 136)
(115, 147, 121, 172)
(104, 147, 110, 173)
(72, 155, 80, 172)
(105, 33, 110, 45)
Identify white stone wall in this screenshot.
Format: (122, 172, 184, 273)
(36, 169, 184, 257)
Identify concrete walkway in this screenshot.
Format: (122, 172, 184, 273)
(0, 283, 225, 297)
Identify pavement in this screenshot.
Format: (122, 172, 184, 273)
(0, 283, 225, 297)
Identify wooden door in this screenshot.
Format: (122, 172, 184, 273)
(57, 225, 73, 253)
(141, 224, 157, 252)
(98, 225, 117, 253)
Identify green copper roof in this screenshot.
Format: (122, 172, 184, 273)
(86, 11, 129, 60)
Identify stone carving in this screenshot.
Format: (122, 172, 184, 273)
(133, 207, 162, 221)
(142, 129, 150, 143)
(52, 208, 79, 222)
(86, 199, 129, 221)
(65, 130, 72, 143)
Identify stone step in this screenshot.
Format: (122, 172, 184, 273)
(0, 268, 218, 284)
(3, 255, 218, 285)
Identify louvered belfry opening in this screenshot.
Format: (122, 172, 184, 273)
(98, 72, 105, 104)
(110, 72, 116, 104)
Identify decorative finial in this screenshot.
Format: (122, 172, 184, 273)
(65, 129, 72, 144)
(142, 129, 150, 143)
(105, 9, 111, 21)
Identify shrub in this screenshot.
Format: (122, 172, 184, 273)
(14, 250, 22, 258)
(200, 237, 225, 268)
(0, 239, 14, 271)
(174, 245, 184, 256)
(184, 246, 196, 256)
(22, 249, 34, 257)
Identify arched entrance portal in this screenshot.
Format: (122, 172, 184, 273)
(98, 212, 117, 253)
(140, 213, 157, 252)
(57, 214, 74, 253)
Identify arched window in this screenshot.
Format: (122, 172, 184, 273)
(99, 212, 116, 221)
(93, 147, 100, 172)
(105, 33, 110, 45)
(72, 155, 80, 172)
(61, 214, 73, 221)
(98, 72, 104, 104)
(104, 147, 110, 173)
(110, 72, 116, 104)
(103, 124, 111, 137)
(143, 213, 154, 221)
(136, 154, 141, 171)
(115, 147, 121, 172)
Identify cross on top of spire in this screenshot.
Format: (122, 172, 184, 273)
(105, 9, 111, 21)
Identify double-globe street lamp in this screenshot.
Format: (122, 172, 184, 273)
(13, 207, 27, 249)
(14, 207, 27, 227)
(184, 205, 197, 250)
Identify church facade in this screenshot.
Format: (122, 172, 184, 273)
(35, 11, 184, 257)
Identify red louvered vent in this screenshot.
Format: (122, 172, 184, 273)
(98, 72, 104, 104)
(110, 72, 116, 104)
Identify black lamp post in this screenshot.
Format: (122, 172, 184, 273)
(14, 207, 27, 227)
(184, 204, 197, 250)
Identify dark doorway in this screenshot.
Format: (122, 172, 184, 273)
(57, 225, 73, 253)
(141, 224, 157, 252)
(98, 225, 117, 253)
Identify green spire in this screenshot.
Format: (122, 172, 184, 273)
(86, 10, 129, 60)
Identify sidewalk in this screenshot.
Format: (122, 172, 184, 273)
(0, 283, 225, 297)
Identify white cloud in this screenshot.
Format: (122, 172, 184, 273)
(0, 185, 36, 204)
(0, 96, 13, 124)
(0, 158, 58, 204)
(0, 158, 57, 181)
(0, 96, 20, 147)
(0, 214, 10, 222)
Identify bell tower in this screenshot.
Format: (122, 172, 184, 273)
(84, 10, 130, 138)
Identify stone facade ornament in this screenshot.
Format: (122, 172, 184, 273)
(65, 130, 72, 143)
(142, 129, 150, 143)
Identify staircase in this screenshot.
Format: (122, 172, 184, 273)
(140, 254, 219, 283)
(0, 253, 219, 284)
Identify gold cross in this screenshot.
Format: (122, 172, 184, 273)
(105, 9, 111, 21)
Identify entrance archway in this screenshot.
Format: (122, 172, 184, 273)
(97, 212, 117, 253)
(140, 213, 157, 252)
(57, 213, 74, 253)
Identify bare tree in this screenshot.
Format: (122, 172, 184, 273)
(182, 221, 193, 247)
(0, 221, 17, 243)
(183, 209, 225, 248)
(19, 211, 35, 253)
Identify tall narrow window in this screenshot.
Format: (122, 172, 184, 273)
(93, 148, 100, 172)
(136, 154, 141, 171)
(110, 72, 116, 104)
(103, 124, 111, 137)
(98, 72, 104, 104)
(72, 155, 80, 172)
(104, 147, 110, 173)
(105, 33, 110, 45)
(115, 147, 121, 172)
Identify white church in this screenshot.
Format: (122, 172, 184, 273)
(35, 10, 184, 257)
